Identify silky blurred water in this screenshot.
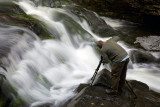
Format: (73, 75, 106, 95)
(0, 0, 159, 106)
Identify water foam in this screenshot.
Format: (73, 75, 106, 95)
(3, 0, 160, 106)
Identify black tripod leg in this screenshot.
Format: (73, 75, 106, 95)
(90, 57, 103, 86)
(126, 80, 137, 99)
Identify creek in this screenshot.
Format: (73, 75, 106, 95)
(0, 0, 160, 106)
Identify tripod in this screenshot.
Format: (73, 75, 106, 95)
(126, 80, 137, 99)
(90, 56, 103, 86)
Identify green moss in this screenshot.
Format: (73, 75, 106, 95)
(0, 2, 52, 39)
(7, 85, 28, 106)
(6, 13, 52, 39)
(7, 23, 25, 28)
(8, 85, 18, 95)
(12, 14, 36, 21)
(13, 97, 26, 107)
(0, 98, 3, 107)
(0, 2, 25, 14)
(40, 36, 54, 40)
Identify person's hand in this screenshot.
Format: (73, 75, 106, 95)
(100, 56, 105, 65)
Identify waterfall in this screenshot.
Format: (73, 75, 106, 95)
(1, 0, 160, 106)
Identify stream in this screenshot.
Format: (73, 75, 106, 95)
(0, 0, 160, 106)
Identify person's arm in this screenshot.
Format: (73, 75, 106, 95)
(100, 50, 109, 64)
(109, 36, 120, 42)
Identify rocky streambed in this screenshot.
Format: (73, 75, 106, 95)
(0, 0, 160, 107)
(63, 69, 160, 107)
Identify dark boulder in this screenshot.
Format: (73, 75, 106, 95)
(65, 69, 160, 107)
(71, 0, 160, 26)
(130, 50, 157, 63)
(66, 6, 120, 37)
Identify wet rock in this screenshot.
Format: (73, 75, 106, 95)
(31, 102, 54, 107)
(0, 2, 48, 106)
(68, 1, 160, 51)
(65, 69, 160, 107)
(31, 0, 62, 7)
(128, 80, 149, 92)
(130, 50, 157, 63)
(89, 69, 111, 88)
(0, 74, 28, 107)
(66, 6, 120, 37)
(0, 77, 15, 107)
(71, 0, 160, 25)
(134, 36, 160, 51)
(0, 2, 51, 38)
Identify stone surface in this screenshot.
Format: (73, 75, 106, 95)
(65, 69, 160, 107)
(0, 2, 51, 38)
(130, 50, 158, 63)
(66, 6, 119, 37)
(71, 0, 160, 25)
(134, 36, 160, 51)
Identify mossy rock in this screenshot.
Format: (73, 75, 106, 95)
(0, 2, 51, 39)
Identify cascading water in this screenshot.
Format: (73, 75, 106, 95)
(1, 0, 160, 106)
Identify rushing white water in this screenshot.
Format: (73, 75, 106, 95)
(2, 0, 160, 106)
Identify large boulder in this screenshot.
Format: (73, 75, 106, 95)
(134, 36, 160, 51)
(71, 0, 160, 25)
(64, 69, 160, 107)
(65, 6, 120, 37)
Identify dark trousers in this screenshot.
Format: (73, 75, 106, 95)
(111, 58, 129, 91)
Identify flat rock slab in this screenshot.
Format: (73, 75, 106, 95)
(66, 69, 160, 107)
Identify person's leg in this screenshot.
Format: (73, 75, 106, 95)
(118, 59, 129, 91)
(110, 62, 125, 92)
